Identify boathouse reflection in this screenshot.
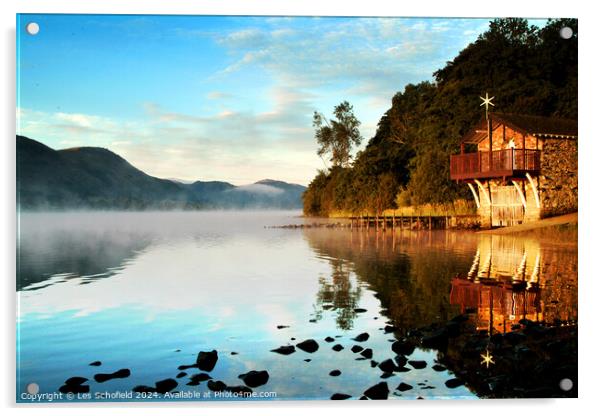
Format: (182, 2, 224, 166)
(450, 236, 577, 334)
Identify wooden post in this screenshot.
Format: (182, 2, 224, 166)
(522, 133, 526, 170)
(488, 117, 493, 172)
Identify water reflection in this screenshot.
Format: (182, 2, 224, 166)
(16, 212, 577, 401)
(305, 229, 474, 332)
(450, 235, 578, 334)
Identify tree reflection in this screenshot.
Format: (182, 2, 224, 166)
(314, 257, 361, 330)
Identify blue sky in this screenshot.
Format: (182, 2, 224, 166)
(16, 14, 547, 185)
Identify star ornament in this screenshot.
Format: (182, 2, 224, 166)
(480, 93, 496, 112)
(480, 350, 495, 368)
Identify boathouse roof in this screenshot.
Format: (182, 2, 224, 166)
(461, 113, 578, 144)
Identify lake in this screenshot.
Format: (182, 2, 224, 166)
(16, 211, 578, 401)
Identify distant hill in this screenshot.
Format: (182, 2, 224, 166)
(16, 135, 306, 210)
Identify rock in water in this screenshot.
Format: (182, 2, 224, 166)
(396, 382, 414, 392)
(64, 376, 88, 385)
(353, 332, 370, 342)
(391, 339, 415, 356)
(271, 345, 296, 355)
(351, 345, 364, 353)
(276, 325, 289, 329)
(59, 384, 90, 394)
(354, 308, 367, 313)
(324, 336, 335, 343)
(432, 364, 446, 372)
(238, 370, 269, 387)
(363, 382, 389, 400)
(177, 364, 198, 371)
(155, 378, 178, 394)
(207, 380, 227, 392)
(196, 350, 218, 372)
(133, 385, 156, 393)
(296, 339, 319, 353)
(378, 359, 397, 373)
(94, 369, 131, 383)
(360, 348, 373, 359)
(329, 370, 341, 377)
(189, 373, 212, 383)
(176, 372, 187, 378)
(332, 344, 344, 352)
(444, 378, 464, 388)
(408, 360, 427, 369)
(89, 361, 102, 367)
(331, 393, 352, 400)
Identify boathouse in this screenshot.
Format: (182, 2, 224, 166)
(450, 113, 578, 228)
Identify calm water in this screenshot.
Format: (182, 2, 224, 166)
(16, 211, 577, 401)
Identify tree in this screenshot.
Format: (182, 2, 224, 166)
(313, 101, 363, 167)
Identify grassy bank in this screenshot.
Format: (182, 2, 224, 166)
(327, 200, 476, 219)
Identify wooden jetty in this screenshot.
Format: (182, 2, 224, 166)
(349, 214, 479, 230)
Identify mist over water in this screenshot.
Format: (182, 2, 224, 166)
(16, 211, 577, 401)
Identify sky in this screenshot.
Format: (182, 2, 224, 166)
(16, 15, 546, 186)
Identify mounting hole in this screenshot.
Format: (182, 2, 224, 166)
(26, 383, 39, 394)
(559, 378, 573, 391)
(559, 26, 573, 39)
(26, 22, 40, 36)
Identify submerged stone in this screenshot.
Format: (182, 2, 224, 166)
(332, 344, 344, 352)
(384, 325, 396, 333)
(207, 380, 227, 392)
(391, 339, 415, 356)
(408, 360, 427, 369)
(378, 359, 397, 373)
(296, 339, 319, 353)
(432, 364, 446, 372)
(133, 385, 156, 393)
(59, 384, 89, 394)
(331, 393, 352, 400)
(238, 370, 269, 387)
(363, 382, 389, 400)
(351, 345, 364, 353)
(155, 378, 178, 394)
(94, 368, 130, 383)
(353, 332, 370, 342)
(444, 378, 464, 388)
(396, 382, 413, 392)
(89, 361, 102, 367)
(271, 345, 296, 355)
(360, 348, 373, 359)
(324, 336, 335, 343)
(196, 350, 218, 372)
(329, 370, 341, 377)
(189, 373, 212, 383)
(64, 376, 88, 385)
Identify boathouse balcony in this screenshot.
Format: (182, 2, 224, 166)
(450, 148, 541, 181)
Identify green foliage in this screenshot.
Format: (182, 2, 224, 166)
(313, 101, 363, 167)
(303, 18, 577, 216)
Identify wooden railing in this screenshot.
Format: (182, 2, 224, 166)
(450, 149, 541, 180)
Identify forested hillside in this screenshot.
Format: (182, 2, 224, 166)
(303, 18, 577, 216)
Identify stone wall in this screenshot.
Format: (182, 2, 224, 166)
(539, 138, 578, 217)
